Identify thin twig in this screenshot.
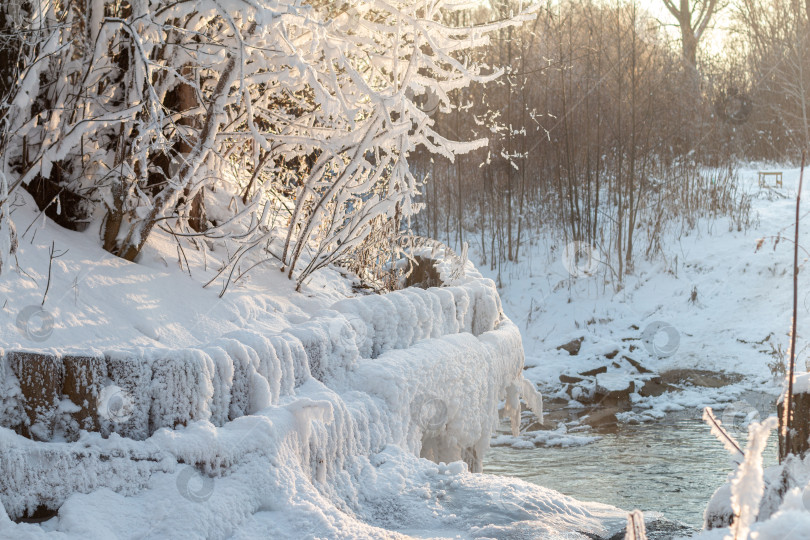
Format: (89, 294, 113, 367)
(784, 150, 806, 460)
(42, 241, 69, 306)
(704, 407, 745, 458)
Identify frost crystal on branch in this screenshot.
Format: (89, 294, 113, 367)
(0, 0, 534, 286)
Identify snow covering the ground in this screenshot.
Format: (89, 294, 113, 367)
(7, 163, 810, 539)
(473, 165, 810, 538)
(0, 392, 627, 539)
(477, 166, 809, 437)
(0, 191, 630, 538)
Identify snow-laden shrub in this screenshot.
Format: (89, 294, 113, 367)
(0, 1, 534, 288)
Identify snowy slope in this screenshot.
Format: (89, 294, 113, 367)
(0, 367, 622, 539)
(0, 193, 629, 539)
(1, 191, 354, 352)
(479, 166, 808, 427)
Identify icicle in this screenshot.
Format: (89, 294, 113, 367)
(520, 377, 543, 425)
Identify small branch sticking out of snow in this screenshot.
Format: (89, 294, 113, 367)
(783, 150, 806, 458)
(42, 241, 68, 306)
(729, 416, 778, 540)
(703, 407, 745, 459)
(624, 510, 648, 540)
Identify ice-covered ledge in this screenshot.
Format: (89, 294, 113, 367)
(343, 317, 541, 472)
(1, 267, 538, 442)
(0, 269, 542, 523)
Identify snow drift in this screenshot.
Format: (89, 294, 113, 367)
(0, 269, 600, 539)
(1, 271, 528, 443)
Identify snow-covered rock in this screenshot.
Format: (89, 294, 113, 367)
(0, 273, 517, 442)
(0, 271, 559, 538)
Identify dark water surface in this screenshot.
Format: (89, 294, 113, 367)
(484, 405, 779, 535)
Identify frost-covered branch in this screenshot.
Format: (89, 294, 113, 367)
(0, 0, 534, 288)
(703, 407, 745, 459)
(729, 417, 778, 540)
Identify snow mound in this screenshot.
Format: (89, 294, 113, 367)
(0, 271, 570, 538)
(1, 273, 515, 444)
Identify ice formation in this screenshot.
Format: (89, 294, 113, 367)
(0, 271, 579, 539)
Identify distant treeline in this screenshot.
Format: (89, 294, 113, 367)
(411, 0, 807, 284)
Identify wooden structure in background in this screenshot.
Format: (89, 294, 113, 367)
(758, 171, 783, 187)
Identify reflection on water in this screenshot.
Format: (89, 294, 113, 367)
(484, 411, 779, 532)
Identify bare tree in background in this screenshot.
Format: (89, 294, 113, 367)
(661, 0, 722, 69)
(412, 0, 754, 287)
(735, 0, 810, 154)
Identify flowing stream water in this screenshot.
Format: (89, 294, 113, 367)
(484, 397, 780, 537)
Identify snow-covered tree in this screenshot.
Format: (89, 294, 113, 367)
(0, 0, 533, 285)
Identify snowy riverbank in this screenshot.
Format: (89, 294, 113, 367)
(4, 164, 810, 539)
(480, 165, 807, 439)
(475, 164, 810, 537)
(0, 191, 631, 539)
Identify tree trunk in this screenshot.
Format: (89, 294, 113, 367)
(119, 57, 236, 261)
(681, 25, 698, 67)
(0, 5, 19, 99)
(778, 392, 810, 459)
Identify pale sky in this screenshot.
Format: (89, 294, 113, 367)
(639, 0, 734, 57)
